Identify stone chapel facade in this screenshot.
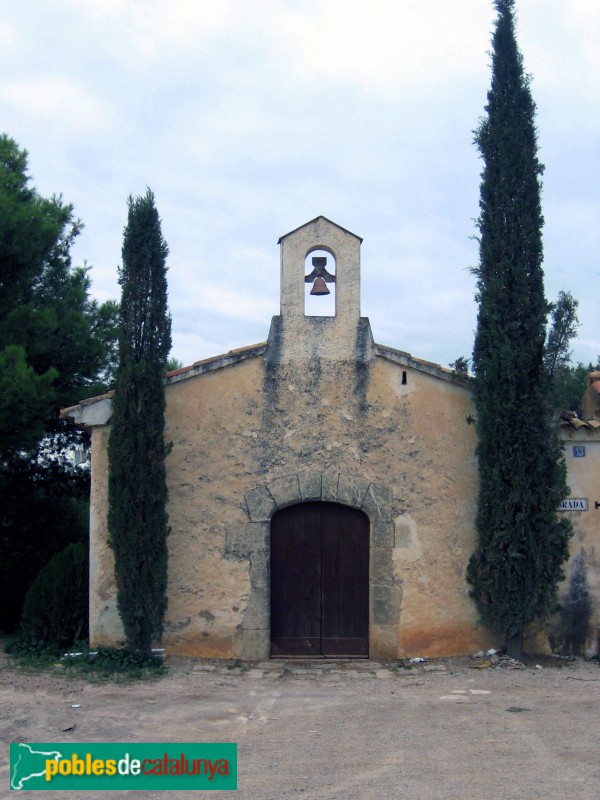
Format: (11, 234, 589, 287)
(63, 217, 600, 659)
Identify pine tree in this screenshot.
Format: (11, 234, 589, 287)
(548, 357, 600, 418)
(108, 189, 171, 656)
(544, 291, 579, 380)
(467, 0, 572, 657)
(0, 134, 119, 631)
(0, 134, 120, 458)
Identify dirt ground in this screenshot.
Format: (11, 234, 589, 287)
(1, 651, 599, 800)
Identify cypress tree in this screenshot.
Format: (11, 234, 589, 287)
(467, 0, 572, 658)
(108, 189, 171, 656)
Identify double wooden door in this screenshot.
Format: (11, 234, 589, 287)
(270, 502, 369, 657)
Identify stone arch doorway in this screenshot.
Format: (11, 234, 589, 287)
(270, 502, 369, 657)
(241, 472, 397, 662)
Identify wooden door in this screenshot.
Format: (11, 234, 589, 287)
(270, 502, 369, 657)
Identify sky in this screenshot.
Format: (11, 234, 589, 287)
(1, 0, 598, 371)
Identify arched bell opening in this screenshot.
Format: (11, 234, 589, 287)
(304, 248, 336, 317)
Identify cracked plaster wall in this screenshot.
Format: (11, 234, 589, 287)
(89, 344, 492, 659)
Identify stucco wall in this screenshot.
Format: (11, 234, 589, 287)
(89, 426, 124, 645)
(556, 429, 600, 655)
(87, 340, 493, 659)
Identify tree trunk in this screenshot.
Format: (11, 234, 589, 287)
(506, 632, 524, 661)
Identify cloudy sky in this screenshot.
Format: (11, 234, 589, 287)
(1, 0, 598, 370)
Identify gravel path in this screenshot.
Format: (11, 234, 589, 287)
(1, 654, 599, 799)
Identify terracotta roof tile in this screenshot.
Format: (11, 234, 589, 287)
(560, 417, 600, 431)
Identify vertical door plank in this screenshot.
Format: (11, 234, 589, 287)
(321, 504, 369, 656)
(270, 503, 321, 656)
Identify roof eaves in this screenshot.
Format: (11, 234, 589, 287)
(374, 343, 470, 387)
(61, 342, 267, 422)
(560, 417, 600, 432)
(166, 342, 267, 385)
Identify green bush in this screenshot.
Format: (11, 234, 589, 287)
(19, 541, 88, 648)
(64, 646, 165, 679)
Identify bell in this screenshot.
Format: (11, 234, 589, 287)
(310, 276, 330, 295)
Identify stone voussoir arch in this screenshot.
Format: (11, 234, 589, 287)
(244, 471, 394, 541)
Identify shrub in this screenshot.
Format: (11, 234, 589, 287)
(64, 646, 165, 680)
(19, 541, 88, 648)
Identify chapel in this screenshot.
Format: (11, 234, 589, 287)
(63, 216, 600, 659)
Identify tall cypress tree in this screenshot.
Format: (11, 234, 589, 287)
(467, 0, 572, 657)
(108, 189, 171, 656)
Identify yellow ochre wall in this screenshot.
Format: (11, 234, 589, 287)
(87, 343, 492, 660)
(77, 218, 598, 660)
